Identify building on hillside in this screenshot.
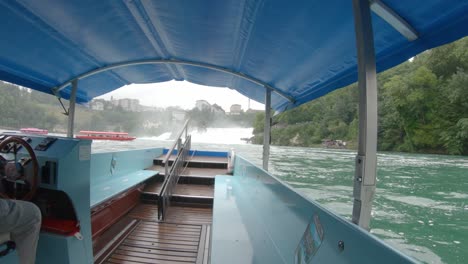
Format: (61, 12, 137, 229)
(109, 98, 141, 112)
(211, 104, 226, 115)
(111, 97, 119, 107)
(195, 100, 211, 111)
(140, 105, 164, 112)
(246, 108, 262, 114)
(104, 99, 113, 110)
(229, 104, 242, 115)
(90, 99, 105, 111)
(128, 99, 140, 112)
(118, 98, 140, 112)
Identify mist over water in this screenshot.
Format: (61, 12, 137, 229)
(190, 127, 253, 144)
(138, 127, 253, 144)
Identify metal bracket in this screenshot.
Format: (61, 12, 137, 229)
(353, 155, 364, 198)
(57, 97, 69, 116)
(354, 154, 376, 187)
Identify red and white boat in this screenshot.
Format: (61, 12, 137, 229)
(20, 127, 48, 135)
(76, 130, 136, 141)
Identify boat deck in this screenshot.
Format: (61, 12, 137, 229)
(97, 153, 223, 264)
(103, 204, 212, 264)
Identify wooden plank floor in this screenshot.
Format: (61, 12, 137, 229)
(166, 206, 212, 225)
(128, 204, 213, 225)
(173, 184, 214, 198)
(104, 204, 212, 264)
(104, 222, 203, 264)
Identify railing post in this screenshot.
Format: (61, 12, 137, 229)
(263, 88, 271, 171)
(67, 79, 78, 138)
(352, 0, 378, 231)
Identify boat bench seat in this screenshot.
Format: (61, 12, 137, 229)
(90, 170, 158, 208)
(212, 175, 287, 263)
(212, 157, 415, 264)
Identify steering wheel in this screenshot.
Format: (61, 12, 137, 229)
(0, 136, 39, 200)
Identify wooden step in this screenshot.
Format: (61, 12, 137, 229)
(171, 184, 214, 205)
(141, 181, 216, 205)
(144, 158, 221, 207)
(153, 154, 228, 169)
(140, 178, 164, 204)
(147, 165, 229, 185)
(173, 184, 213, 198)
(147, 165, 227, 177)
(142, 180, 163, 194)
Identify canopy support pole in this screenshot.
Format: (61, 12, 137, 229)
(263, 88, 271, 171)
(67, 79, 78, 138)
(352, 0, 378, 230)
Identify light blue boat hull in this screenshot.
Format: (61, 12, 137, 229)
(2, 135, 415, 263)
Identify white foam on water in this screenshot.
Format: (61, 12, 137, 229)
(189, 127, 253, 144)
(137, 127, 253, 145)
(139, 132, 172, 141)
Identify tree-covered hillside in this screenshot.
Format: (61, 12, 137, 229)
(0, 83, 153, 135)
(253, 37, 468, 155)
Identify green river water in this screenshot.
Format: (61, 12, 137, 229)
(94, 135, 467, 264)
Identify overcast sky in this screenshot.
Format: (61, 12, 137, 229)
(97, 81, 264, 112)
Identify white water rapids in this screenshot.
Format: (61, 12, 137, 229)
(140, 127, 253, 145)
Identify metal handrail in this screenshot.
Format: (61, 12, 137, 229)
(158, 135, 191, 220)
(163, 119, 189, 176)
(158, 120, 191, 221)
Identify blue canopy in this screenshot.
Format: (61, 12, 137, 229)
(0, 0, 467, 111)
